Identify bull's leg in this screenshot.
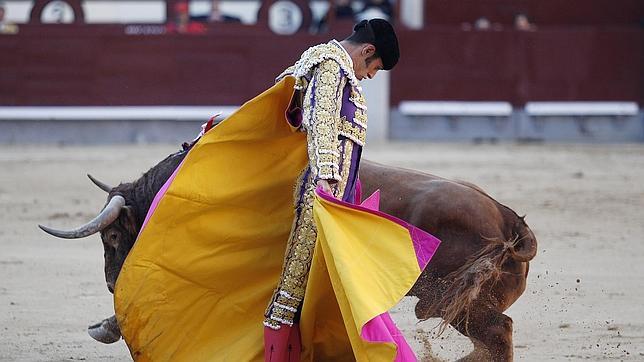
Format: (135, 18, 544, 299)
(413, 294, 435, 320)
(410, 277, 443, 321)
(457, 338, 493, 362)
(452, 309, 514, 362)
(413, 297, 490, 361)
(88, 314, 121, 344)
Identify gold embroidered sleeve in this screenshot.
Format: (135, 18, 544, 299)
(306, 60, 345, 182)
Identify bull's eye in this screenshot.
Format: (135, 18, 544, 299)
(105, 231, 119, 248)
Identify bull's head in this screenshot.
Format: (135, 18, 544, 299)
(39, 175, 138, 293)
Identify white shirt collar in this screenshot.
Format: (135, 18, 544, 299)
(331, 39, 353, 69)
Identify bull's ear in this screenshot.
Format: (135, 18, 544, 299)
(121, 206, 139, 237)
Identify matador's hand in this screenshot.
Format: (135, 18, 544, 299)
(316, 179, 333, 194)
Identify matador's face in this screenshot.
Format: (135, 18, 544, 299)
(352, 44, 384, 81)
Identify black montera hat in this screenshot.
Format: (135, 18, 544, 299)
(354, 19, 400, 70)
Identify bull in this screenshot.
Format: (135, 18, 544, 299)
(40, 146, 537, 361)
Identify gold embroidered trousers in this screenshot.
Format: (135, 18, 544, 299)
(264, 140, 356, 330)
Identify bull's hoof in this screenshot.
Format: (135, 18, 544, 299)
(88, 316, 121, 344)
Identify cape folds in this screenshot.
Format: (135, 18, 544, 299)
(114, 77, 440, 361)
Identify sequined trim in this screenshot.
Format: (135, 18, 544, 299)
(318, 161, 340, 168)
(349, 89, 368, 112)
(349, 86, 368, 129)
(304, 60, 346, 182)
(279, 290, 298, 300)
(275, 303, 297, 313)
(339, 116, 367, 146)
(317, 149, 341, 157)
(276, 41, 368, 136)
(264, 319, 282, 330)
(336, 140, 354, 198)
(275, 65, 296, 83)
(283, 42, 358, 87)
(353, 108, 368, 129)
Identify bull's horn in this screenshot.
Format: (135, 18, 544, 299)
(38, 195, 125, 239)
(87, 174, 113, 192)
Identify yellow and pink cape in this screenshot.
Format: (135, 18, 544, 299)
(114, 77, 440, 361)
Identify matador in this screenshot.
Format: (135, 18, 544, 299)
(81, 18, 401, 362)
(263, 18, 400, 361)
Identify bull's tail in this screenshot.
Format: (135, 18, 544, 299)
(423, 233, 535, 335)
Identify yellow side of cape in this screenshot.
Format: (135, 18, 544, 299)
(115, 77, 425, 361)
(301, 195, 422, 361)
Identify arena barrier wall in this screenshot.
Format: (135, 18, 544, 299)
(1, 21, 642, 143)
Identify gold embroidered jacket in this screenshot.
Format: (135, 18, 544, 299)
(277, 40, 368, 184)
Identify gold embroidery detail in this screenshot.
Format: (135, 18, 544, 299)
(350, 85, 369, 128)
(276, 294, 300, 309)
(288, 42, 357, 87)
(303, 60, 346, 182)
(339, 118, 367, 146)
(349, 88, 368, 112)
(317, 153, 337, 164)
(336, 141, 354, 199)
(265, 171, 316, 327)
(353, 109, 368, 129)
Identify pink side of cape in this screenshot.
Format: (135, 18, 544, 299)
(317, 186, 441, 361)
(140, 159, 184, 231)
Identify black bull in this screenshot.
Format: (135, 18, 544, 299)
(40, 147, 537, 361)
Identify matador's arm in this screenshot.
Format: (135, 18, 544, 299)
(304, 59, 347, 184)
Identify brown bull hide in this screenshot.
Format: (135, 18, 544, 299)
(360, 160, 537, 361)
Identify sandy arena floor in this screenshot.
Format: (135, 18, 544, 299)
(1, 142, 643, 361)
